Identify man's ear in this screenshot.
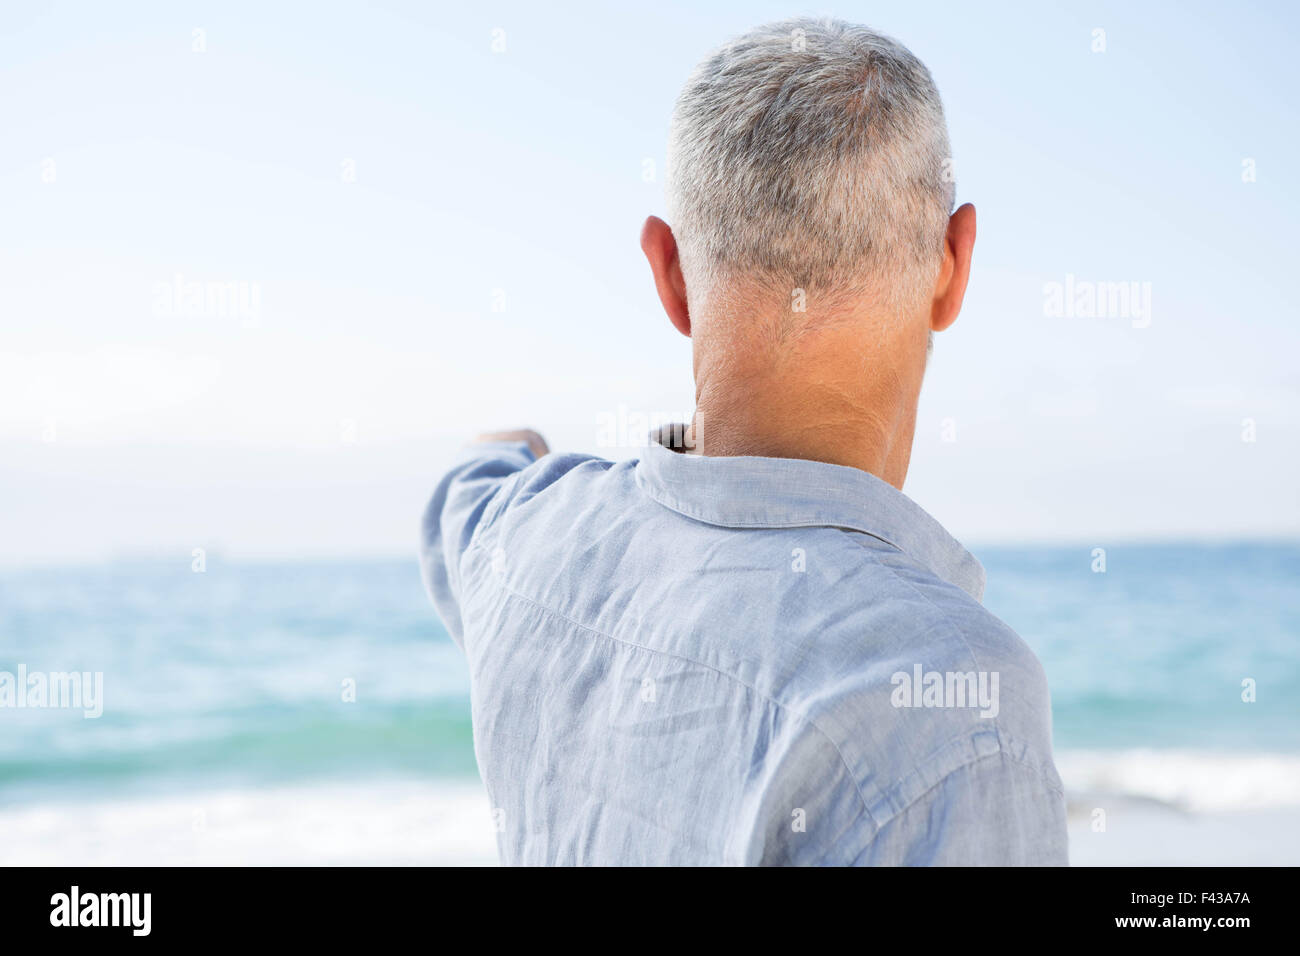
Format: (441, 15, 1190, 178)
(640, 216, 691, 338)
(930, 203, 976, 333)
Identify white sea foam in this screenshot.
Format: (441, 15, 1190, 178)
(4, 751, 1300, 865)
(1056, 749, 1300, 812)
(0, 778, 500, 866)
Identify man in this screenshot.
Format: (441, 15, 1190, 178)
(421, 17, 1067, 865)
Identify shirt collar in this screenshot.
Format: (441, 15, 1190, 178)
(634, 428, 985, 601)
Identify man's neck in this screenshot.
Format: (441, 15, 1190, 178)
(687, 319, 924, 490)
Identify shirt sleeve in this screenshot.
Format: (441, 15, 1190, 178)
(419, 440, 537, 648)
(852, 751, 1069, 866)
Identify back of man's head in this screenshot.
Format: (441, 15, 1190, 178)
(667, 18, 954, 319)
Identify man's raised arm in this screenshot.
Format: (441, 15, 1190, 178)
(419, 429, 548, 647)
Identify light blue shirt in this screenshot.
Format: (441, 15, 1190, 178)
(421, 434, 1068, 865)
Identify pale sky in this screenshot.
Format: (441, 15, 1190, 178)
(2, 0, 1297, 565)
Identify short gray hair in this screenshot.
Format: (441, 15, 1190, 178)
(666, 18, 955, 311)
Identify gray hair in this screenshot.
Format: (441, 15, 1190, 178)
(666, 18, 955, 312)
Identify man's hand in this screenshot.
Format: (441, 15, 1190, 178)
(475, 429, 549, 459)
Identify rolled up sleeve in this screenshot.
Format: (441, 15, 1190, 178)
(419, 441, 537, 647)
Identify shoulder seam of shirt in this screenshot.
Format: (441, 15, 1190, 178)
(487, 572, 879, 826)
(866, 544, 1065, 794)
(846, 744, 1065, 866)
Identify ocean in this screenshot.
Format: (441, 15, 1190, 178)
(2, 542, 1297, 865)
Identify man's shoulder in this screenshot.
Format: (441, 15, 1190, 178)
(758, 526, 1040, 683)
(771, 541, 1060, 813)
(472, 449, 620, 520)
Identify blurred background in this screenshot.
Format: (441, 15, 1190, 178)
(1, 0, 1297, 864)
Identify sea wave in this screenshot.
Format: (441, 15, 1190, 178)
(0, 703, 478, 801)
(0, 778, 498, 866)
(1056, 749, 1300, 811)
